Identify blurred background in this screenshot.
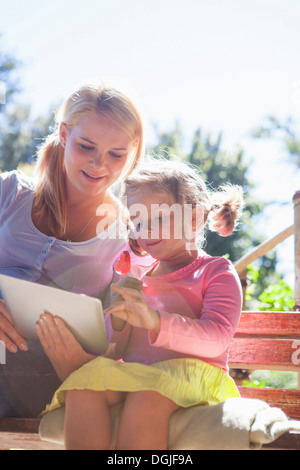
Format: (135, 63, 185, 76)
(0, 0, 299, 311)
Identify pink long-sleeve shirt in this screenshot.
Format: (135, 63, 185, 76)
(106, 254, 242, 372)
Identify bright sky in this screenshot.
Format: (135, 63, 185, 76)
(0, 0, 299, 284)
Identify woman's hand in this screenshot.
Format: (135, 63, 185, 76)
(36, 312, 96, 381)
(0, 299, 28, 353)
(105, 284, 161, 334)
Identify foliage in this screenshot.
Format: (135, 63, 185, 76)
(243, 370, 298, 390)
(258, 280, 294, 311)
(0, 35, 21, 109)
(252, 115, 300, 168)
(246, 263, 293, 310)
(0, 37, 54, 171)
(246, 263, 282, 308)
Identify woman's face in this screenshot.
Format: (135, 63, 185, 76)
(60, 113, 138, 203)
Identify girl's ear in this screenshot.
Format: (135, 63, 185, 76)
(59, 122, 68, 148)
(191, 205, 206, 232)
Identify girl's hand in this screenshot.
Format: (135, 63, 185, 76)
(36, 312, 96, 381)
(0, 299, 28, 353)
(105, 284, 161, 334)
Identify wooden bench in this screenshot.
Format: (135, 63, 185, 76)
(0, 309, 299, 450)
(230, 309, 300, 449)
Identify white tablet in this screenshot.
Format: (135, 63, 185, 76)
(0, 274, 108, 356)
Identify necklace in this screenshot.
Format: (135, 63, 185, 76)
(67, 212, 97, 242)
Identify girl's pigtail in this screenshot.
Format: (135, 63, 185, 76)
(208, 185, 244, 237)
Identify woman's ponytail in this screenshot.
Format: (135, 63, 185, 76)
(33, 134, 67, 238)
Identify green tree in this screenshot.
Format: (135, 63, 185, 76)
(0, 36, 54, 172)
(252, 115, 300, 168)
(0, 36, 20, 109)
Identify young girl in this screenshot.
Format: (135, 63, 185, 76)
(38, 158, 244, 450)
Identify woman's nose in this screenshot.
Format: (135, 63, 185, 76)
(90, 151, 104, 168)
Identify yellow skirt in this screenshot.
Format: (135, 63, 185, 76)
(43, 357, 239, 415)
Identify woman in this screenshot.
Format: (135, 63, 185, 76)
(0, 78, 147, 417)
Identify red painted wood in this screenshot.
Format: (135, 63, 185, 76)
(236, 311, 300, 339)
(229, 337, 300, 371)
(0, 418, 40, 433)
(238, 386, 300, 419)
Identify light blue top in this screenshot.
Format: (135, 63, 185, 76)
(0, 170, 133, 301)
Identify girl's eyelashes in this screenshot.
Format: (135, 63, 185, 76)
(110, 152, 122, 159)
(131, 215, 170, 234)
(80, 143, 94, 151)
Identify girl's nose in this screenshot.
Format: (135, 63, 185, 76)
(90, 152, 104, 169)
(140, 221, 159, 240)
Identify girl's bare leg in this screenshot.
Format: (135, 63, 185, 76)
(64, 389, 125, 450)
(116, 391, 180, 450)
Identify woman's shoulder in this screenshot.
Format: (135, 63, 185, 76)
(0, 170, 34, 209)
(0, 169, 35, 190)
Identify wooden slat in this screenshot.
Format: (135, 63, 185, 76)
(0, 432, 64, 450)
(229, 338, 300, 371)
(0, 418, 40, 434)
(0, 418, 64, 450)
(262, 432, 300, 450)
(236, 311, 300, 339)
(238, 386, 300, 419)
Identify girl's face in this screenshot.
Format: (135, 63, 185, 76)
(127, 191, 197, 261)
(60, 113, 138, 204)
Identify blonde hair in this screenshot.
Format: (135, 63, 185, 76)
(121, 157, 244, 254)
(33, 79, 144, 238)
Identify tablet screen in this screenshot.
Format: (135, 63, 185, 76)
(0, 274, 108, 355)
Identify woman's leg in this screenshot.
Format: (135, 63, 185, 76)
(64, 389, 125, 450)
(0, 340, 61, 417)
(116, 391, 180, 450)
